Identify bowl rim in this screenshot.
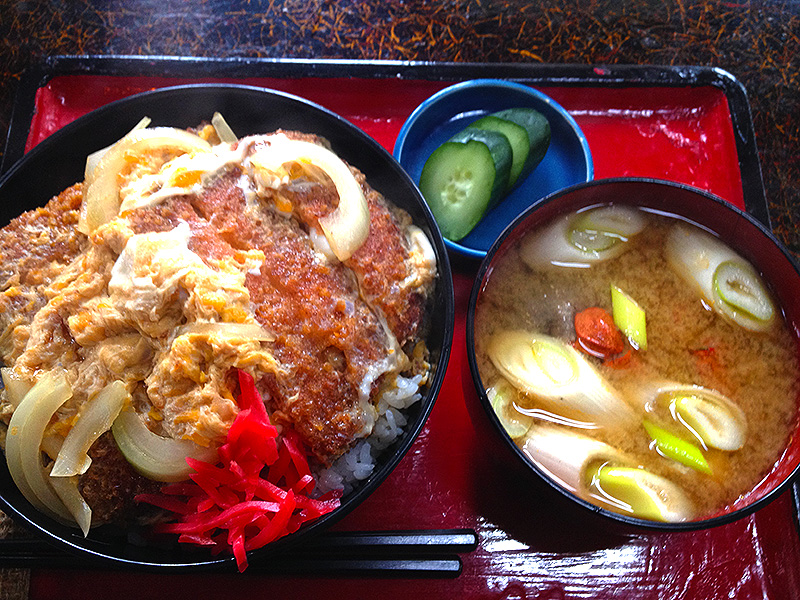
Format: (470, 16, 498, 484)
(393, 78, 594, 261)
(465, 176, 800, 532)
(0, 82, 456, 569)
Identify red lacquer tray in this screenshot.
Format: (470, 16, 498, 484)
(4, 57, 799, 600)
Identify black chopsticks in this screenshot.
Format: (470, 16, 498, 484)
(299, 529, 478, 554)
(0, 528, 478, 577)
(257, 529, 478, 577)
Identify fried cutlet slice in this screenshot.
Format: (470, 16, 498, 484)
(258, 134, 432, 348)
(0, 184, 89, 364)
(152, 173, 403, 462)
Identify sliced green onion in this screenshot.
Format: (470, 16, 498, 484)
(665, 223, 775, 332)
(520, 206, 647, 269)
(487, 378, 532, 439)
(713, 260, 775, 325)
(587, 463, 694, 522)
(569, 228, 619, 253)
(521, 425, 628, 495)
(531, 337, 579, 384)
(670, 389, 747, 451)
(642, 419, 711, 474)
(569, 205, 647, 253)
(51, 381, 128, 477)
(611, 284, 647, 350)
(487, 330, 637, 427)
(522, 426, 694, 522)
(112, 407, 218, 482)
(575, 205, 648, 237)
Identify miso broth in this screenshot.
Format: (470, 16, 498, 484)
(474, 205, 800, 521)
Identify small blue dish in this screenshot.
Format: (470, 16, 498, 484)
(394, 79, 593, 259)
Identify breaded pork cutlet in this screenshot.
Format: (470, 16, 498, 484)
(0, 185, 89, 367)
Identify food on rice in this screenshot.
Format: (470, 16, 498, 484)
(0, 119, 437, 565)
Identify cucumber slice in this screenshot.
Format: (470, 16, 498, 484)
(468, 115, 531, 189)
(419, 129, 512, 241)
(492, 108, 551, 181)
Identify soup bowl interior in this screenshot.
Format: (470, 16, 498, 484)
(467, 177, 800, 531)
(0, 84, 454, 569)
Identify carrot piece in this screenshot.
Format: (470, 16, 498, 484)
(604, 345, 638, 369)
(574, 307, 625, 359)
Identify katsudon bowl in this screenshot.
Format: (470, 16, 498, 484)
(0, 84, 454, 570)
(466, 178, 800, 533)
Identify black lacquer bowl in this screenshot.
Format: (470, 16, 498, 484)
(466, 178, 800, 533)
(0, 84, 454, 570)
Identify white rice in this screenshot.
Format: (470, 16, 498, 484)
(314, 373, 424, 495)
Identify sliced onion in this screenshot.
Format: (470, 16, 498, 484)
(84, 117, 152, 183)
(1, 367, 32, 409)
(176, 321, 274, 342)
(79, 127, 212, 234)
(48, 470, 92, 537)
(111, 407, 218, 482)
(51, 381, 128, 477)
(40, 433, 63, 462)
(487, 330, 637, 428)
(5, 370, 74, 522)
(211, 112, 238, 144)
(521, 205, 646, 269)
(665, 223, 776, 332)
(406, 225, 437, 276)
(250, 137, 370, 261)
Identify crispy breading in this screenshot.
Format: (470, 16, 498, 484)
(0, 184, 88, 364)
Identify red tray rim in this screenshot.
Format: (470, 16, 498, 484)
(3, 55, 769, 227)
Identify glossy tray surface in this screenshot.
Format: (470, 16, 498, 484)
(17, 74, 749, 215)
(5, 58, 798, 600)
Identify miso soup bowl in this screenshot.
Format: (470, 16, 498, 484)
(465, 177, 800, 532)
